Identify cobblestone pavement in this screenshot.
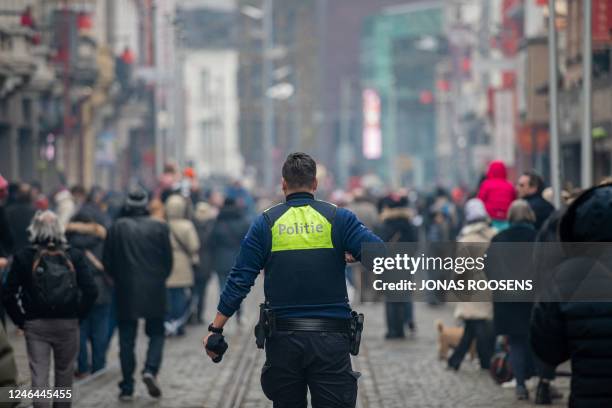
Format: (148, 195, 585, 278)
(8, 279, 570, 407)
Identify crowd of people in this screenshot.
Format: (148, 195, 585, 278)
(337, 160, 612, 407)
(1, 156, 612, 407)
(0, 166, 254, 405)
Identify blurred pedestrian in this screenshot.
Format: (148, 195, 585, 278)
(516, 171, 554, 231)
(149, 198, 165, 221)
(191, 202, 216, 325)
(66, 209, 111, 377)
(531, 183, 612, 407)
(477, 161, 516, 230)
(488, 200, 537, 400)
(5, 182, 36, 254)
(70, 185, 87, 211)
(54, 187, 76, 227)
(210, 197, 250, 293)
(164, 194, 199, 336)
(448, 198, 496, 371)
(2, 210, 97, 408)
(376, 194, 418, 339)
(102, 188, 173, 400)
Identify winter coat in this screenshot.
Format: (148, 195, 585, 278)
(5, 201, 36, 254)
(376, 207, 417, 243)
(477, 161, 516, 221)
(454, 221, 496, 320)
(165, 195, 200, 288)
(0, 205, 14, 257)
(3, 245, 98, 327)
(66, 221, 112, 305)
(524, 193, 555, 231)
(194, 218, 215, 281)
(531, 184, 612, 408)
(487, 223, 536, 337)
(532, 300, 612, 408)
(210, 205, 250, 278)
(348, 199, 379, 230)
(103, 212, 173, 320)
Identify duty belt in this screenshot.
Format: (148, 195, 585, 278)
(275, 318, 351, 333)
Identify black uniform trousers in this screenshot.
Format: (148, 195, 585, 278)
(261, 330, 360, 408)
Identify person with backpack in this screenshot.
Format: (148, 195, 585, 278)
(2, 210, 97, 407)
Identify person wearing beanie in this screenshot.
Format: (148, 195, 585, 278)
(102, 187, 173, 401)
(531, 183, 612, 407)
(448, 198, 496, 371)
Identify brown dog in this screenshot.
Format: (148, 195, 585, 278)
(436, 320, 476, 361)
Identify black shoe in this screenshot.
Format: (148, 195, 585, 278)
(535, 381, 552, 405)
(118, 391, 134, 402)
(516, 384, 529, 401)
(143, 372, 162, 398)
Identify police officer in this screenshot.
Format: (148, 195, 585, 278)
(203, 152, 382, 407)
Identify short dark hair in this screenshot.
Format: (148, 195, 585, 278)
(523, 171, 545, 194)
(282, 152, 317, 189)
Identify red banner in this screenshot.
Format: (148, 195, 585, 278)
(593, 0, 612, 43)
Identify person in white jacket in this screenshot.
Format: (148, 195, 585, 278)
(448, 198, 496, 371)
(164, 194, 200, 336)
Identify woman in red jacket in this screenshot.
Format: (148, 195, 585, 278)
(477, 161, 516, 230)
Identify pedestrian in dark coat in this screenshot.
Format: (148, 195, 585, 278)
(516, 171, 555, 231)
(376, 195, 418, 339)
(5, 183, 36, 253)
(102, 188, 172, 400)
(531, 184, 612, 408)
(211, 198, 250, 290)
(66, 208, 112, 376)
(487, 199, 537, 401)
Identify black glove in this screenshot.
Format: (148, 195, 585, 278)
(205, 333, 228, 363)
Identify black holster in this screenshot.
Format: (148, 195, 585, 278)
(349, 311, 364, 356)
(254, 303, 275, 349)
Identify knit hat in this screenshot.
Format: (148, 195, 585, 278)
(464, 198, 488, 223)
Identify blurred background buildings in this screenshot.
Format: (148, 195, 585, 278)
(0, 0, 610, 193)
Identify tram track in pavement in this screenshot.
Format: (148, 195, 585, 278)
(216, 322, 263, 408)
(354, 340, 385, 408)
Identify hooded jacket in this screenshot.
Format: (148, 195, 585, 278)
(165, 195, 200, 288)
(531, 184, 612, 408)
(477, 161, 516, 221)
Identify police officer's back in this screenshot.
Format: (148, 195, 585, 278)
(203, 153, 382, 408)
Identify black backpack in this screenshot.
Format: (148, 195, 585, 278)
(31, 245, 78, 310)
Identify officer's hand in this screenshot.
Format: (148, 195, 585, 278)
(202, 333, 219, 360)
(345, 252, 356, 263)
(0, 257, 8, 269)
